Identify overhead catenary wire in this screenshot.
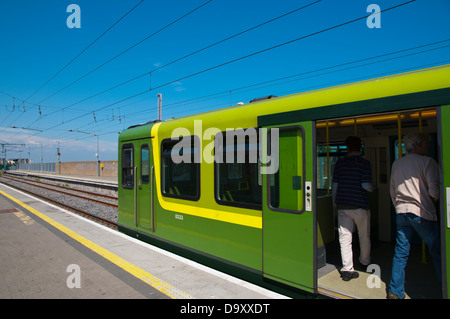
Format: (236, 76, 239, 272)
(150, 0, 322, 73)
(46, 4, 438, 143)
(3, 1, 146, 133)
(13, 57, 449, 161)
(10, 0, 323, 134)
(22, 0, 416, 136)
(150, 0, 416, 91)
(152, 38, 450, 114)
(13, 0, 445, 161)
(82, 39, 450, 129)
(7, 49, 448, 167)
(36, 0, 214, 105)
(18, 0, 215, 132)
(164, 59, 450, 119)
(40, 0, 322, 117)
(24, 0, 146, 103)
(15, 0, 417, 139)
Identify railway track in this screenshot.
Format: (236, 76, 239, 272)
(9, 174, 117, 199)
(2, 175, 117, 207)
(0, 174, 118, 229)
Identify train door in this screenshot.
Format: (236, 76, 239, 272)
(119, 138, 154, 231)
(261, 122, 316, 294)
(440, 105, 450, 299)
(315, 107, 445, 299)
(135, 139, 154, 231)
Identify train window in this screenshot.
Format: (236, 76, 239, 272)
(214, 129, 262, 210)
(161, 136, 200, 201)
(316, 143, 347, 191)
(316, 142, 369, 192)
(141, 144, 150, 184)
(267, 126, 305, 213)
(122, 144, 134, 189)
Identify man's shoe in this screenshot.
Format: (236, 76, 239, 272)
(387, 292, 402, 299)
(341, 271, 359, 281)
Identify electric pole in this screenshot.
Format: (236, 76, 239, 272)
(1, 142, 26, 170)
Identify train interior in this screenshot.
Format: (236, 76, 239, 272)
(314, 107, 443, 299)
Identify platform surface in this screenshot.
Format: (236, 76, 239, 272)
(0, 183, 288, 299)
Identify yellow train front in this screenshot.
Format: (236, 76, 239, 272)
(118, 64, 450, 299)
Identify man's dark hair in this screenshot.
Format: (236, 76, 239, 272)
(345, 136, 362, 152)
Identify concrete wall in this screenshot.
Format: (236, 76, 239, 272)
(58, 161, 118, 177)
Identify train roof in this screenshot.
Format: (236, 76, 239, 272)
(119, 120, 160, 141)
(121, 63, 450, 138)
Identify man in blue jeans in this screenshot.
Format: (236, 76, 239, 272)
(388, 132, 441, 299)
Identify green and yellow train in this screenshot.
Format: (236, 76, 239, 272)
(118, 64, 450, 298)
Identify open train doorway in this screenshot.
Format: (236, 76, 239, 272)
(315, 107, 442, 299)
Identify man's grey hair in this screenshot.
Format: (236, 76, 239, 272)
(403, 132, 427, 153)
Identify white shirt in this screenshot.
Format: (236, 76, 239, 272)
(390, 153, 440, 221)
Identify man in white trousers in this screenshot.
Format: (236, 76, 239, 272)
(333, 136, 374, 281)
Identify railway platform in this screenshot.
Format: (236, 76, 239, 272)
(0, 183, 288, 300)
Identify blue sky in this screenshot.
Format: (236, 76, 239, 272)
(1, 0, 449, 163)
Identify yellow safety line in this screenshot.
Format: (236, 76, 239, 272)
(317, 287, 353, 299)
(0, 189, 193, 299)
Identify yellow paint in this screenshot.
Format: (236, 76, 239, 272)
(13, 211, 35, 225)
(0, 189, 192, 299)
(317, 287, 353, 299)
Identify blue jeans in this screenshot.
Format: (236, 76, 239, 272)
(389, 213, 441, 298)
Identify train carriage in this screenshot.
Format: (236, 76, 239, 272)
(118, 64, 450, 298)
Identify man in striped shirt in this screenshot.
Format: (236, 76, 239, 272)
(333, 136, 373, 281)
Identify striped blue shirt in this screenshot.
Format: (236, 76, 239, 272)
(333, 155, 372, 208)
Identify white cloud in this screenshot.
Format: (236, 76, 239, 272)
(172, 81, 186, 92)
(174, 86, 186, 92)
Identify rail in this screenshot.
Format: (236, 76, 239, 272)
(0, 174, 118, 229)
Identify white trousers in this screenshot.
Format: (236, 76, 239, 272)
(338, 208, 371, 272)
